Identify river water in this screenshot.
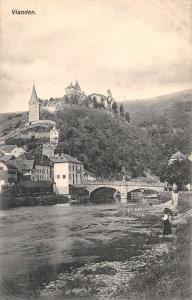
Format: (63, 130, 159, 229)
(0, 202, 162, 299)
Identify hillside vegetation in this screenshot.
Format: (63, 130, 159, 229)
(1, 90, 191, 180)
(124, 90, 192, 160)
(42, 107, 159, 178)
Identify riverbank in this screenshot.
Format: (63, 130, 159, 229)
(118, 208, 192, 300)
(0, 193, 69, 209)
(39, 207, 192, 300)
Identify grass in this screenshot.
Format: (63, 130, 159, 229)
(120, 214, 192, 300)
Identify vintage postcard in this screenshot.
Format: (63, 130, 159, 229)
(0, 0, 191, 299)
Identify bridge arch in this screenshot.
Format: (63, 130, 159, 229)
(88, 186, 121, 203)
(127, 186, 161, 193)
(86, 184, 122, 195)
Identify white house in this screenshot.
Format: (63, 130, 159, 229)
(50, 125, 60, 145)
(50, 154, 84, 195)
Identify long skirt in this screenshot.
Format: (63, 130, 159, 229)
(163, 220, 172, 235)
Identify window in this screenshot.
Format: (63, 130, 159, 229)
(69, 174, 71, 180)
(57, 175, 60, 179)
(62, 175, 66, 179)
(69, 165, 71, 171)
(73, 165, 75, 171)
(0, 167, 3, 170)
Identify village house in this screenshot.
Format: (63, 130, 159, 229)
(42, 143, 57, 157)
(0, 145, 25, 157)
(50, 125, 60, 145)
(0, 160, 18, 193)
(84, 170, 96, 182)
(6, 153, 54, 194)
(168, 151, 186, 165)
(10, 153, 34, 181)
(32, 156, 53, 182)
(50, 154, 84, 195)
(42, 125, 60, 157)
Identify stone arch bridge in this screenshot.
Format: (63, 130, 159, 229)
(84, 179, 167, 203)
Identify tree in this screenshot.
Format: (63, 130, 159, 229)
(27, 135, 38, 151)
(112, 101, 118, 114)
(119, 104, 124, 117)
(125, 112, 130, 123)
(161, 160, 191, 191)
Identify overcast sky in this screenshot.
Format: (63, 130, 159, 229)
(0, 0, 191, 112)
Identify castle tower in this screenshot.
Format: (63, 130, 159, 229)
(50, 124, 60, 145)
(29, 85, 40, 123)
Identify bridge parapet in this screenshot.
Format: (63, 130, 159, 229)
(85, 179, 167, 188)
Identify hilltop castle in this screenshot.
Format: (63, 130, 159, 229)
(28, 81, 115, 123)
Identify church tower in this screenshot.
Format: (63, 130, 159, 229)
(50, 124, 60, 145)
(29, 85, 40, 124)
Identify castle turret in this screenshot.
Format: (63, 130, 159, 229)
(29, 85, 40, 123)
(75, 81, 81, 92)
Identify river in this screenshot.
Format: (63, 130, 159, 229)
(0, 202, 162, 299)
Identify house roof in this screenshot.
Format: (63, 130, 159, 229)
(50, 154, 82, 164)
(170, 151, 186, 160)
(18, 152, 34, 160)
(50, 124, 59, 132)
(0, 145, 17, 153)
(10, 159, 34, 172)
(34, 155, 53, 167)
(0, 160, 18, 170)
(0, 155, 14, 162)
(9, 153, 34, 171)
(29, 85, 38, 105)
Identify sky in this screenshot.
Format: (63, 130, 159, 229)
(0, 0, 191, 112)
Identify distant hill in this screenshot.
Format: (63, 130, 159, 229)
(123, 90, 192, 124)
(123, 90, 192, 159)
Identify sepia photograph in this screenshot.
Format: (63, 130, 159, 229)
(0, 0, 191, 299)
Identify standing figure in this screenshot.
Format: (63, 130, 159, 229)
(162, 208, 172, 236)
